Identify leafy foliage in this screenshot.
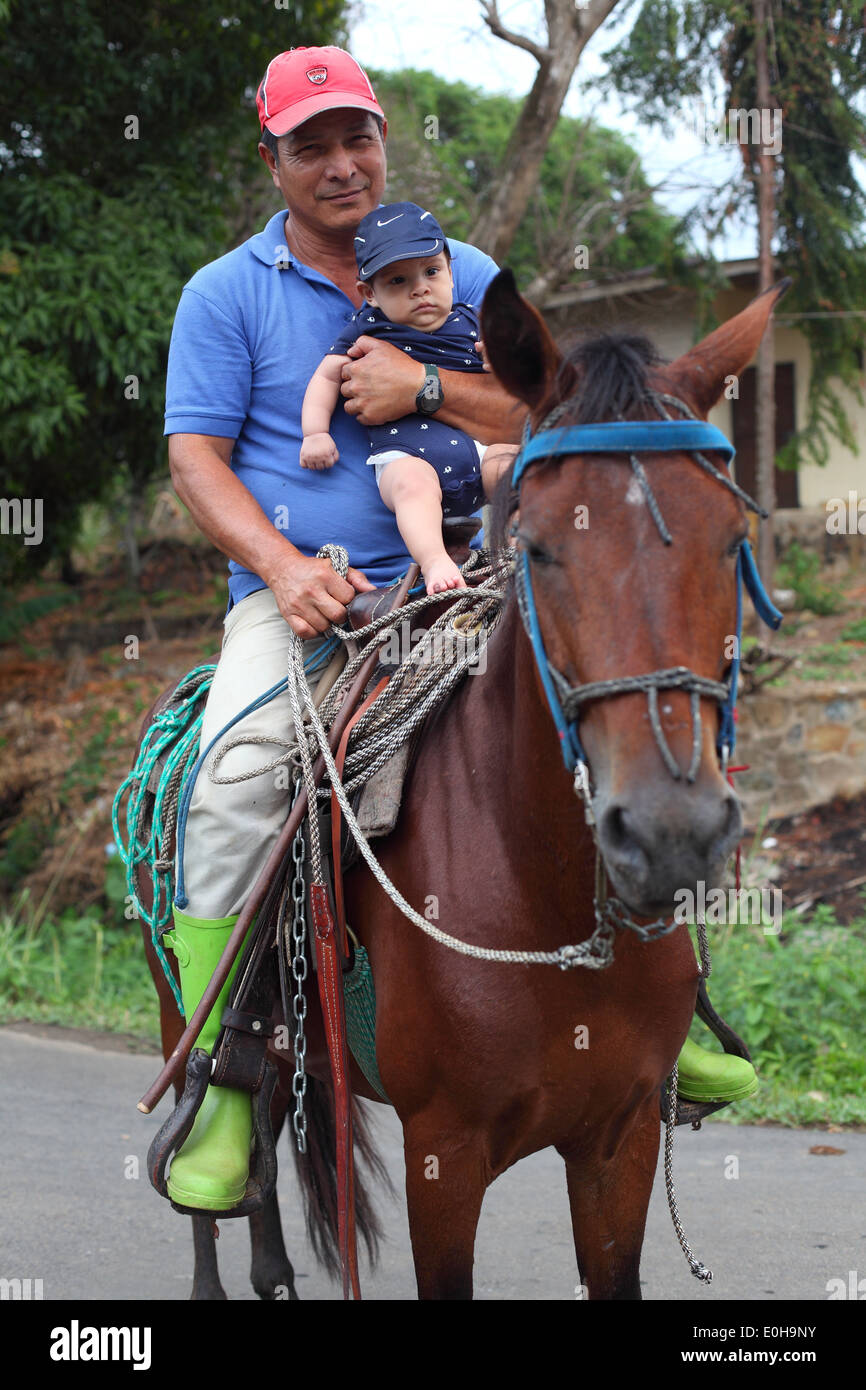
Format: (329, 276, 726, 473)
(775, 541, 844, 615)
(0, 0, 346, 584)
(691, 908, 866, 1124)
(601, 0, 866, 471)
(369, 67, 688, 297)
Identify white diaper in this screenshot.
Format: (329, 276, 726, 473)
(367, 440, 485, 488)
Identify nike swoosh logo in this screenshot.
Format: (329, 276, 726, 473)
(376, 214, 404, 226)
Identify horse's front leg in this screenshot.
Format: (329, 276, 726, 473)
(190, 1214, 227, 1300)
(403, 1113, 489, 1300)
(558, 1098, 660, 1301)
(249, 1190, 298, 1300)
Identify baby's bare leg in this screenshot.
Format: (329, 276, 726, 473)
(377, 456, 467, 595)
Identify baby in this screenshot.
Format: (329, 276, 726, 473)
(301, 202, 515, 593)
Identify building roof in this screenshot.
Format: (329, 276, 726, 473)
(545, 257, 760, 309)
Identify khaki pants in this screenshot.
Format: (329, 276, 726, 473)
(178, 587, 344, 919)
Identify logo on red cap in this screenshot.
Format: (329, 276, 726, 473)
(257, 47, 384, 136)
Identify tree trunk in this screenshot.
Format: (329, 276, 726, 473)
(753, 0, 777, 612)
(471, 0, 621, 264)
(470, 47, 582, 263)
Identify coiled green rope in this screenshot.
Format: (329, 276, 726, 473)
(111, 664, 216, 1012)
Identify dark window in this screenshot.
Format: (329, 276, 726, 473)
(731, 362, 798, 508)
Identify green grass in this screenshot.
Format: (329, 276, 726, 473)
(775, 542, 845, 616)
(795, 641, 855, 683)
(689, 905, 866, 1126)
(840, 617, 866, 643)
(2, 871, 864, 1127)
(0, 870, 161, 1044)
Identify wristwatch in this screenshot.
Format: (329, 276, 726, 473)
(416, 363, 444, 416)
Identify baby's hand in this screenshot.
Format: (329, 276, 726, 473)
(300, 433, 339, 470)
(474, 339, 491, 372)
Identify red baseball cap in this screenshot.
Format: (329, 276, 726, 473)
(257, 47, 385, 137)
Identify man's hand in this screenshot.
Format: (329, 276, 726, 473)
(264, 551, 376, 640)
(340, 337, 424, 426)
(300, 432, 339, 470)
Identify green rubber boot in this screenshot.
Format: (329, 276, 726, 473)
(675, 1036, 759, 1104)
(163, 909, 254, 1211)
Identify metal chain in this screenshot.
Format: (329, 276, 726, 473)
(288, 783, 309, 1155)
(598, 897, 681, 943)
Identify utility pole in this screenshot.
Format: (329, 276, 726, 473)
(754, 0, 777, 606)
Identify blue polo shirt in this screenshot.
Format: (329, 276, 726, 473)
(164, 209, 499, 604)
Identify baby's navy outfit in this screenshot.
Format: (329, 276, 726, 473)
(329, 302, 486, 517)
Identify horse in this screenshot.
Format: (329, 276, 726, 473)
(138, 269, 785, 1299)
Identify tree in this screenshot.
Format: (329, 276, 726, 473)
(370, 66, 687, 303)
(470, 0, 625, 264)
(752, 0, 777, 590)
(0, 0, 346, 584)
(602, 0, 866, 482)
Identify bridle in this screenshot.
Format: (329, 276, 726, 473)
(511, 389, 783, 809)
(510, 387, 783, 944)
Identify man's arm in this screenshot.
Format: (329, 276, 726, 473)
(339, 337, 526, 445)
(168, 433, 374, 638)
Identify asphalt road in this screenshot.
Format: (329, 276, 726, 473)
(1, 1024, 864, 1302)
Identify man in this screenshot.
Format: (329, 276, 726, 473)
(161, 46, 756, 1215)
(161, 46, 520, 1213)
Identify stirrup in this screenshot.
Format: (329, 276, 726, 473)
(147, 1052, 279, 1218)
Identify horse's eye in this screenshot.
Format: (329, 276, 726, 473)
(515, 530, 555, 565)
(726, 532, 748, 558)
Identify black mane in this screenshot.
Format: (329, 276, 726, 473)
(560, 331, 663, 423)
(489, 331, 665, 547)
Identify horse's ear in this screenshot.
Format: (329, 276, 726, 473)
(480, 269, 563, 409)
(666, 279, 792, 416)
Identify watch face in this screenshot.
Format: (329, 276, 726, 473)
(417, 371, 443, 414)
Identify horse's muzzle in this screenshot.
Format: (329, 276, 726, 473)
(595, 781, 743, 918)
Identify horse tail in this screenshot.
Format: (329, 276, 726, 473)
(290, 1074, 394, 1279)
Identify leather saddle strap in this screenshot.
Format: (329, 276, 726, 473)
(310, 882, 361, 1300)
(332, 676, 390, 949)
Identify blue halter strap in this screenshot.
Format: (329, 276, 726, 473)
(511, 414, 783, 777)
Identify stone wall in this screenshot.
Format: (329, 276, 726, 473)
(734, 681, 866, 826)
(774, 506, 866, 564)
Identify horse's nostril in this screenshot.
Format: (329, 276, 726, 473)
(605, 805, 628, 852)
(601, 804, 646, 863)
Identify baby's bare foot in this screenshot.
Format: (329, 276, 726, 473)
(423, 556, 468, 595)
